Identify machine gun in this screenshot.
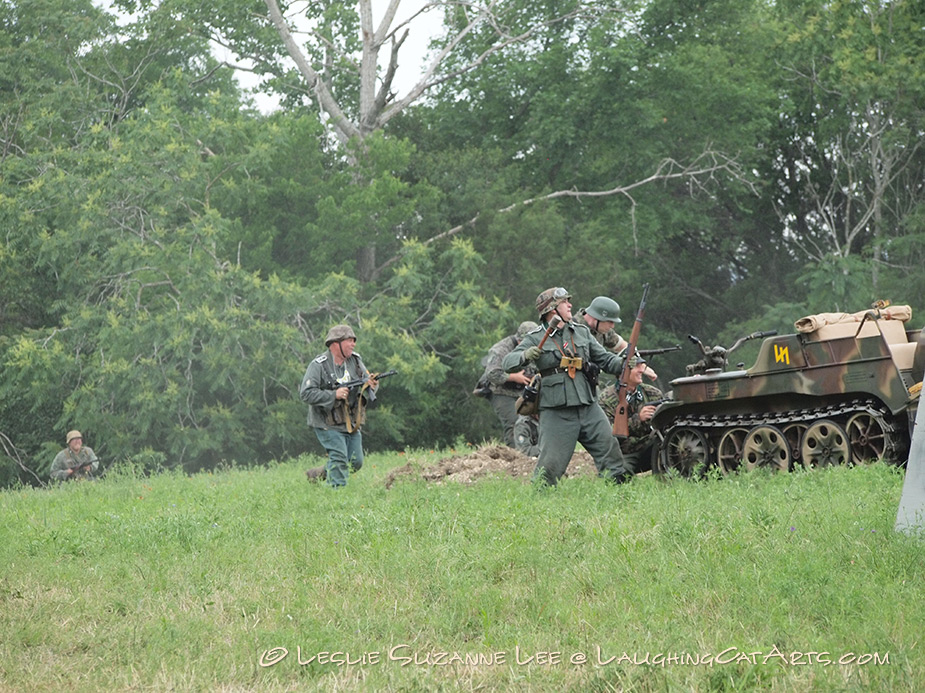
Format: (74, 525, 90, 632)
(685, 331, 777, 375)
(636, 345, 682, 359)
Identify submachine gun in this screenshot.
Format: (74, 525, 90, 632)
(323, 369, 399, 432)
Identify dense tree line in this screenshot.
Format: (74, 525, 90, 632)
(1, 0, 922, 485)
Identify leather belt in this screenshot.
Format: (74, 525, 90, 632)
(539, 367, 569, 377)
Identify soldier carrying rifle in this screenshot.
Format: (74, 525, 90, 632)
(300, 325, 394, 488)
(50, 430, 99, 481)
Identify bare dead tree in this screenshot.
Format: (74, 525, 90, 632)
(1, 431, 45, 487)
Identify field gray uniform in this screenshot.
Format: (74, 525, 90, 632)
(300, 351, 375, 487)
(502, 322, 630, 485)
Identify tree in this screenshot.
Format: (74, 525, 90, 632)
(772, 0, 925, 310)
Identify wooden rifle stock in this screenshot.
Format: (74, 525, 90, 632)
(613, 284, 650, 437)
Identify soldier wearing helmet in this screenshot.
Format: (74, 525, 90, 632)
(475, 320, 540, 447)
(578, 296, 658, 382)
(599, 355, 663, 474)
(300, 324, 379, 487)
(50, 429, 99, 481)
(501, 287, 631, 486)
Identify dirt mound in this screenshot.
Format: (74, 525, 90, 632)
(384, 445, 598, 488)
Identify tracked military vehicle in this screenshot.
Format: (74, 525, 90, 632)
(650, 305, 923, 476)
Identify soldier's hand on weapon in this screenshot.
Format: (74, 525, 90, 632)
(639, 404, 658, 423)
(523, 346, 542, 363)
(508, 370, 532, 385)
(335, 386, 349, 401)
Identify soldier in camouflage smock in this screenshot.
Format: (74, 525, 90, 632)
(513, 414, 540, 457)
(502, 287, 630, 486)
(599, 355, 663, 474)
(50, 430, 99, 481)
(478, 321, 539, 447)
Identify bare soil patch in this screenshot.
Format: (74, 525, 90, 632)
(383, 445, 598, 488)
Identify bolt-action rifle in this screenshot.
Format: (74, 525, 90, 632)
(613, 284, 650, 438)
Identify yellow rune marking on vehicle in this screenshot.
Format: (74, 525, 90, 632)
(774, 345, 790, 365)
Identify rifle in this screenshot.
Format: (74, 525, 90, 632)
(324, 369, 398, 433)
(636, 345, 682, 358)
(613, 283, 650, 438)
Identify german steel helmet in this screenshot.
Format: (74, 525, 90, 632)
(626, 353, 647, 368)
(324, 324, 357, 346)
(516, 321, 539, 338)
(585, 296, 621, 323)
(66, 430, 83, 443)
(535, 287, 571, 316)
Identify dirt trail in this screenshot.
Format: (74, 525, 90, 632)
(384, 445, 598, 488)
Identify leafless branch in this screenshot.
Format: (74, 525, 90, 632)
(377, 148, 755, 273)
(0, 430, 45, 487)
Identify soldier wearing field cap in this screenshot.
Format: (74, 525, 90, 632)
(300, 324, 380, 488)
(502, 287, 631, 486)
(50, 430, 99, 481)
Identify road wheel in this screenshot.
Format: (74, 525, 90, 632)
(801, 420, 850, 467)
(743, 425, 790, 472)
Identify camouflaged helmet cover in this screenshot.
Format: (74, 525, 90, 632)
(535, 287, 571, 317)
(585, 296, 622, 323)
(516, 321, 539, 339)
(324, 324, 357, 346)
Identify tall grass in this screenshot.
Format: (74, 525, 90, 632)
(0, 451, 921, 692)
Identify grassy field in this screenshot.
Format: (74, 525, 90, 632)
(1, 450, 922, 692)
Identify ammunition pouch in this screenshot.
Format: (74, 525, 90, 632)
(515, 375, 542, 416)
(326, 398, 367, 431)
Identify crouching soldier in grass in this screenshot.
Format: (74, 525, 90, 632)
(599, 354, 663, 474)
(50, 430, 99, 481)
(300, 325, 380, 488)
